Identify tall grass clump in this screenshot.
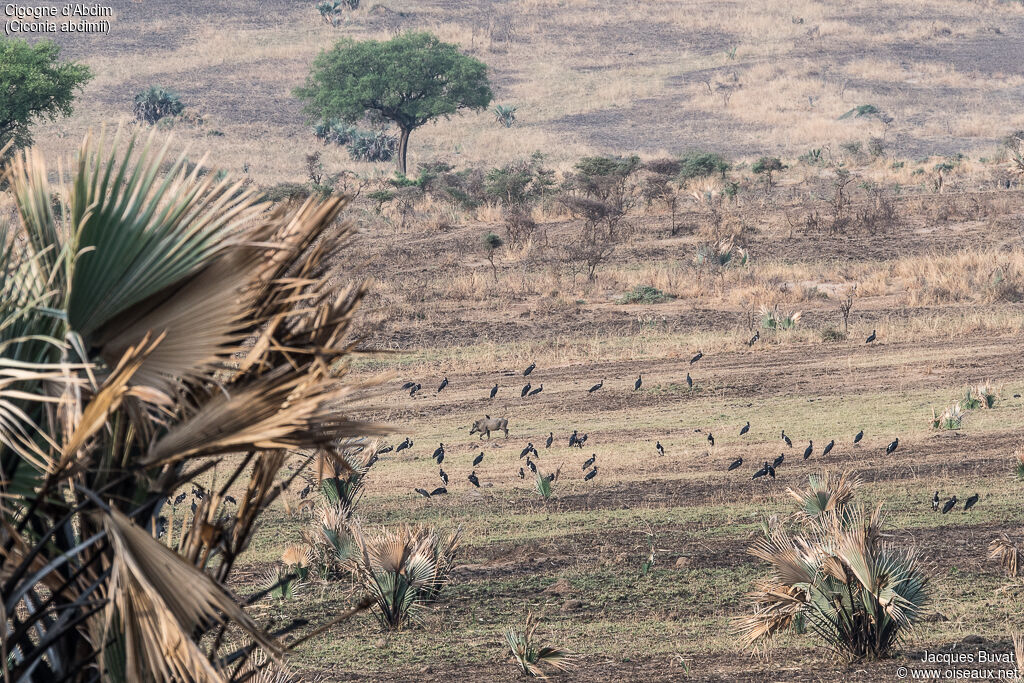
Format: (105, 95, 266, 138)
(735, 470, 930, 660)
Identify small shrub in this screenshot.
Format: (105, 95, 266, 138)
(799, 148, 824, 166)
(347, 129, 397, 162)
(262, 564, 304, 601)
(838, 104, 880, 120)
(535, 470, 552, 499)
(752, 157, 784, 187)
(736, 470, 930, 660)
(618, 285, 672, 304)
(132, 86, 184, 124)
(1013, 446, 1024, 481)
(695, 237, 748, 270)
(493, 104, 517, 127)
(504, 208, 539, 246)
(504, 612, 577, 678)
(678, 152, 729, 180)
(932, 403, 964, 430)
(760, 304, 801, 330)
(349, 524, 461, 629)
(820, 327, 846, 342)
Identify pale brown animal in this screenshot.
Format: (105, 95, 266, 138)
(469, 415, 509, 439)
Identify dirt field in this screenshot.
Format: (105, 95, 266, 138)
(14, 0, 1024, 679)
(200, 192, 1024, 681)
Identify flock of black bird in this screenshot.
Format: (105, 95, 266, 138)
(394, 337, 975, 515)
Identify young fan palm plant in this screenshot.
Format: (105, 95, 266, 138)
(0, 132, 382, 681)
(504, 611, 577, 678)
(735, 471, 930, 660)
(348, 523, 461, 629)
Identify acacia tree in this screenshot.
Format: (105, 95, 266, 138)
(295, 32, 492, 175)
(0, 38, 92, 152)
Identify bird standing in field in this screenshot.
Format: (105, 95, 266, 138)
(524, 362, 536, 376)
(931, 491, 939, 512)
(376, 444, 394, 455)
(886, 438, 899, 455)
(941, 495, 957, 514)
(468, 471, 480, 488)
(822, 439, 834, 457)
(634, 375, 642, 390)
(802, 441, 813, 460)
(853, 430, 863, 445)
(396, 437, 413, 453)
(528, 384, 543, 396)
(521, 383, 531, 397)
(782, 430, 792, 447)
(173, 492, 187, 505)
(409, 383, 421, 396)
(430, 487, 448, 496)
(438, 377, 448, 393)
(518, 467, 525, 479)
(707, 433, 715, 447)
(740, 421, 750, 436)
(520, 443, 534, 458)
(748, 331, 759, 346)
(526, 458, 537, 473)
(772, 454, 784, 468)
(473, 452, 484, 467)
(866, 329, 876, 343)
(686, 373, 693, 389)
(432, 443, 445, 460)
(582, 453, 596, 470)
(588, 379, 604, 393)
(584, 466, 598, 481)
(545, 432, 553, 449)
(440, 468, 449, 485)
(728, 457, 743, 471)
(489, 384, 498, 399)
(415, 488, 431, 498)
(963, 493, 979, 512)
(568, 430, 578, 447)
(690, 351, 703, 365)
(656, 441, 664, 456)
(401, 381, 416, 390)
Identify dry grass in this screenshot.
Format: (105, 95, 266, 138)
(28, 0, 1024, 186)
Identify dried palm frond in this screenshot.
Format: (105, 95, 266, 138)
(787, 470, 861, 521)
(1, 131, 380, 681)
(504, 611, 577, 679)
(989, 534, 1020, 578)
